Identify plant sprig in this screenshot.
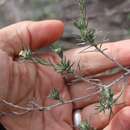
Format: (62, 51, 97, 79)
(96, 87, 124, 119)
(96, 87, 114, 114)
(19, 49, 33, 60)
(48, 88, 64, 103)
(19, 48, 74, 76)
(79, 121, 96, 130)
(51, 43, 63, 58)
(74, 0, 96, 44)
(74, 0, 129, 73)
(14, 0, 128, 124)
(54, 57, 74, 74)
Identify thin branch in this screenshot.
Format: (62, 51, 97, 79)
(0, 71, 129, 116)
(95, 45, 129, 72)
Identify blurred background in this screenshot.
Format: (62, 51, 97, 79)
(0, 0, 130, 129)
(0, 0, 130, 45)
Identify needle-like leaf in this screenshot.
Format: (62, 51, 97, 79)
(79, 121, 96, 130)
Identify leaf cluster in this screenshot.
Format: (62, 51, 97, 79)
(51, 43, 63, 58)
(74, 0, 96, 44)
(96, 87, 115, 113)
(19, 49, 32, 60)
(48, 88, 64, 103)
(48, 88, 60, 100)
(19, 48, 74, 76)
(79, 121, 96, 130)
(54, 58, 74, 74)
(96, 87, 123, 118)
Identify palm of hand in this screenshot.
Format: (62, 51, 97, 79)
(0, 52, 73, 130)
(0, 21, 73, 130)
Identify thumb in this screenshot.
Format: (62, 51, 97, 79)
(0, 20, 64, 56)
(0, 20, 64, 111)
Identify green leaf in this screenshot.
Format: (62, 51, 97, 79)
(54, 58, 74, 74)
(96, 87, 123, 119)
(79, 121, 96, 130)
(51, 43, 63, 58)
(19, 49, 32, 60)
(48, 88, 60, 100)
(73, 0, 96, 45)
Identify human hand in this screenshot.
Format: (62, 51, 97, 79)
(65, 40, 130, 130)
(0, 20, 130, 130)
(0, 20, 73, 130)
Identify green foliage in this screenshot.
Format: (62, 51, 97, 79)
(19, 49, 74, 75)
(96, 87, 123, 118)
(50, 44, 74, 74)
(54, 58, 74, 74)
(74, 0, 96, 44)
(79, 121, 96, 130)
(19, 49, 32, 60)
(48, 88, 64, 103)
(96, 87, 115, 114)
(48, 88, 60, 100)
(51, 43, 63, 58)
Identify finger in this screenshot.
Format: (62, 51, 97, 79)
(103, 106, 130, 130)
(70, 71, 127, 109)
(81, 91, 126, 130)
(64, 40, 130, 75)
(0, 20, 64, 56)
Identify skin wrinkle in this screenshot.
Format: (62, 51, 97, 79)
(31, 61, 40, 103)
(120, 109, 130, 130)
(0, 39, 15, 57)
(35, 69, 45, 105)
(7, 62, 19, 102)
(38, 65, 53, 98)
(38, 64, 60, 104)
(8, 61, 36, 106)
(107, 40, 130, 67)
(0, 31, 21, 57)
(19, 62, 27, 100)
(44, 107, 72, 130)
(18, 61, 41, 106)
(0, 22, 31, 56)
(109, 107, 130, 130)
(124, 85, 130, 106)
(11, 61, 21, 104)
(13, 63, 29, 102)
(13, 21, 31, 54)
(5, 56, 14, 102)
(0, 50, 12, 100)
(51, 87, 71, 122)
(15, 23, 33, 57)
